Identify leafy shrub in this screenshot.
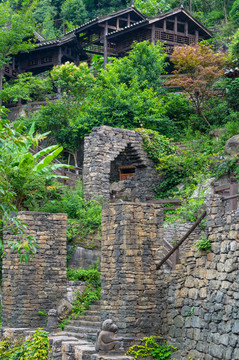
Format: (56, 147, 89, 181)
(126, 335, 177, 359)
(196, 235, 211, 252)
(39, 180, 102, 243)
(137, 128, 176, 163)
(67, 261, 101, 289)
(59, 262, 101, 329)
(0, 329, 50, 360)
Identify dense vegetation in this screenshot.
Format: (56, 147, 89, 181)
(2, 0, 239, 41)
(1, 0, 239, 263)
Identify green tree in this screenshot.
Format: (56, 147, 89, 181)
(0, 72, 52, 103)
(79, 41, 173, 135)
(0, 0, 37, 91)
(134, 0, 171, 16)
(33, 0, 58, 39)
(61, 0, 88, 26)
(29, 62, 95, 168)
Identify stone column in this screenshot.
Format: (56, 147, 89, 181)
(2, 212, 67, 328)
(101, 202, 163, 337)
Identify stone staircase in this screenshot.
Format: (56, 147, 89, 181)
(64, 301, 101, 342)
(49, 301, 133, 360)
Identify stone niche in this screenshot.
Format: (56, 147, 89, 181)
(2, 212, 67, 328)
(83, 126, 160, 202)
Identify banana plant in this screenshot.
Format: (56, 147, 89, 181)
(0, 109, 72, 261)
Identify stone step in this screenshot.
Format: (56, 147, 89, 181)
(82, 310, 101, 317)
(74, 344, 96, 360)
(64, 326, 98, 334)
(69, 320, 101, 328)
(88, 305, 101, 311)
(77, 315, 101, 322)
(63, 340, 96, 360)
(91, 355, 134, 360)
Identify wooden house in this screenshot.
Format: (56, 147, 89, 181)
(12, 5, 212, 76)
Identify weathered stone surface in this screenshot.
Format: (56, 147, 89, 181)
(101, 202, 163, 337)
(2, 212, 67, 328)
(83, 126, 161, 201)
(225, 134, 239, 155)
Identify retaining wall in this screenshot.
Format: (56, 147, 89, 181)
(2, 212, 67, 328)
(101, 202, 163, 337)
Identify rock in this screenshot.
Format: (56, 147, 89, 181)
(209, 128, 226, 140)
(225, 135, 239, 155)
(57, 299, 73, 321)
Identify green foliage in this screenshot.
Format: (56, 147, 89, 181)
(126, 335, 177, 359)
(67, 260, 101, 288)
(72, 284, 100, 316)
(0, 329, 50, 360)
(196, 235, 211, 251)
(81, 41, 171, 135)
(39, 180, 102, 243)
(0, 111, 70, 261)
(59, 262, 101, 329)
(230, 0, 239, 25)
(61, 0, 88, 26)
(134, 0, 171, 16)
(51, 61, 95, 99)
(28, 62, 95, 167)
(228, 27, 239, 63)
(33, 0, 58, 39)
(0, 72, 52, 103)
(0, 0, 36, 70)
(137, 128, 176, 163)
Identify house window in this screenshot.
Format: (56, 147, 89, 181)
(119, 166, 135, 181)
(177, 23, 185, 33)
(166, 20, 174, 31)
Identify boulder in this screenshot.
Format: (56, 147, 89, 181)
(225, 135, 239, 156)
(57, 299, 73, 322)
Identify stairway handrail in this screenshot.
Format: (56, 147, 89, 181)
(156, 210, 207, 270)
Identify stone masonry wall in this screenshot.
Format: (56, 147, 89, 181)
(101, 202, 163, 337)
(157, 195, 239, 359)
(2, 212, 67, 328)
(83, 126, 160, 201)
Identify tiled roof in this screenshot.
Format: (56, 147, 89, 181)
(108, 19, 148, 37)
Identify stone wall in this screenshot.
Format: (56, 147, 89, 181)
(101, 196, 239, 359)
(2, 212, 67, 328)
(83, 126, 160, 201)
(68, 246, 101, 269)
(157, 195, 239, 359)
(101, 202, 163, 337)
(163, 221, 204, 267)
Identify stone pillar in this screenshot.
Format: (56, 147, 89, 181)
(101, 202, 163, 337)
(2, 212, 67, 328)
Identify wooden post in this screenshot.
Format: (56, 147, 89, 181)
(163, 19, 166, 32)
(117, 17, 120, 30)
(104, 22, 108, 69)
(195, 29, 199, 43)
(230, 177, 238, 211)
(127, 13, 130, 27)
(151, 24, 156, 45)
(58, 47, 62, 65)
(185, 22, 188, 36)
(57, 47, 62, 96)
(174, 16, 178, 33)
